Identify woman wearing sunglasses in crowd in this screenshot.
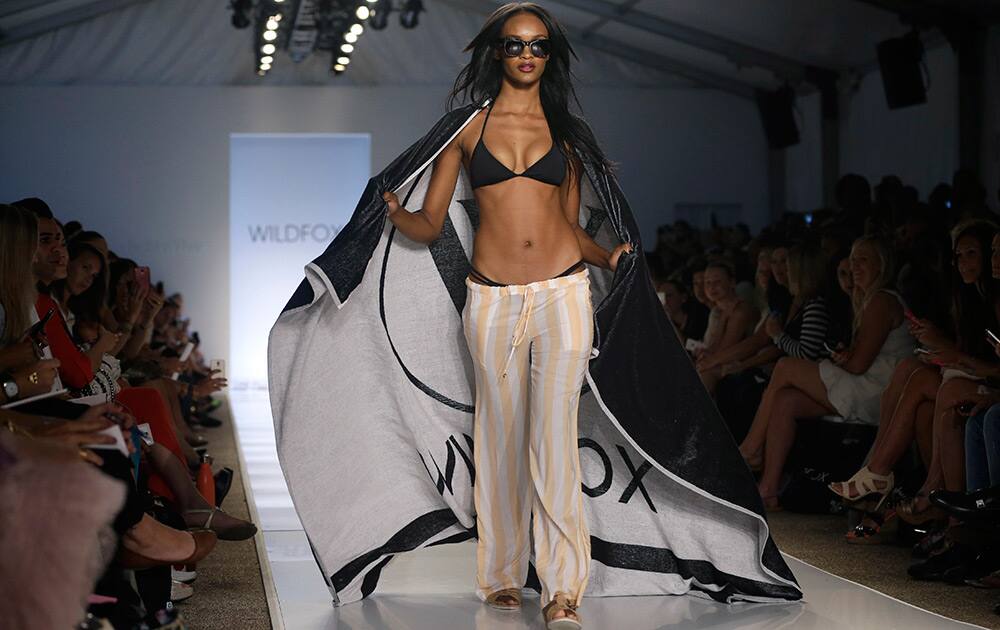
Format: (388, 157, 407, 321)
(382, 6, 630, 628)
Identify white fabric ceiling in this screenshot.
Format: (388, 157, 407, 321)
(0, 0, 973, 90)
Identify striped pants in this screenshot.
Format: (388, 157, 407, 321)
(462, 268, 593, 607)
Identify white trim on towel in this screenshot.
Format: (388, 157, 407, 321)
(392, 99, 491, 195)
(310, 100, 490, 313)
(305, 261, 343, 309)
(584, 368, 803, 597)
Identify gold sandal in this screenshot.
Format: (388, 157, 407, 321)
(542, 592, 581, 630)
(485, 587, 521, 611)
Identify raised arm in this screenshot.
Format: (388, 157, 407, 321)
(383, 132, 464, 245)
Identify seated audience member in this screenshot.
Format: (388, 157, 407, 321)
(829, 222, 999, 527)
(706, 244, 835, 440)
(660, 277, 708, 345)
(699, 243, 829, 385)
(696, 260, 759, 366)
(7, 197, 245, 625)
(739, 235, 916, 509)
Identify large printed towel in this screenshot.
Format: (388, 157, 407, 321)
(268, 99, 803, 605)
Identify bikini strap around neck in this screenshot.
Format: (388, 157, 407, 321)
(477, 103, 494, 144)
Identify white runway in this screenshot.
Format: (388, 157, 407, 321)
(230, 390, 989, 630)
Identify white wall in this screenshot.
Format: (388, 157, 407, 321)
(840, 43, 960, 198)
(0, 85, 769, 363)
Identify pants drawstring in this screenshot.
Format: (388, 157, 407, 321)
(501, 287, 534, 380)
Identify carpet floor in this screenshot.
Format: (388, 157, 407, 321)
(176, 397, 272, 630)
(768, 509, 999, 629)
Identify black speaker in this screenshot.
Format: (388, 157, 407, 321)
(755, 85, 799, 149)
(877, 32, 927, 109)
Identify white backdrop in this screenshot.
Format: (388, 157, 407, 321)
(230, 134, 370, 388)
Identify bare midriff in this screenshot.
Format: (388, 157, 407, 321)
(463, 165, 583, 286)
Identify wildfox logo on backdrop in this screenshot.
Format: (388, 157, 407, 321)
(246, 223, 343, 244)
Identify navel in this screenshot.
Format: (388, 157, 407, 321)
(524, 240, 533, 248)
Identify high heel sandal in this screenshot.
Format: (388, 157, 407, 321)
(542, 592, 581, 630)
(183, 507, 258, 541)
(846, 508, 898, 545)
(896, 493, 946, 526)
(828, 466, 894, 502)
(485, 587, 521, 611)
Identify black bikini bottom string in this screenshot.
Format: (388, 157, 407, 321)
(468, 259, 585, 287)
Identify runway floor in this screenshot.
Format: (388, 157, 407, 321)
(231, 390, 990, 630)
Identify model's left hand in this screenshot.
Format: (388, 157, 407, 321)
(609, 242, 634, 272)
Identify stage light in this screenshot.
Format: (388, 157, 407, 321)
(345, 32, 358, 43)
(341, 43, 354, 53)
(257, 70, 266, 76)
(263, 30, 277, 41)
(369, 7, 388, 30)
(261, 55, 274, 64)
(337, 56, 350, 65)
(350, 23, 363, 35)
(260, 62, 272, 70)
(262, 43, 276, 54)
(400, 0, 422, 29)
(356, 5, 370, 20)
(266, 18, 278, 30)
(334, 63, 345, 71)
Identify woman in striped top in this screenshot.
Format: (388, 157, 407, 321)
(765, 244, 833, 362)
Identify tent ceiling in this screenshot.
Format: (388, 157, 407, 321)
(0, 0, 989, 89)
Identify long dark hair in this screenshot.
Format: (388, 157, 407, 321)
(950, 220, 1000, 359)
(52, 240, 107, 324)
(448, 2, 613, 178)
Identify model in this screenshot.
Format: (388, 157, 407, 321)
(268, 2, 802, 628)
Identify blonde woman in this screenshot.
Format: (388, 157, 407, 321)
(0, 204, 61, 400)
(738, 236, 916, 509)
(0, 204, 40, 346)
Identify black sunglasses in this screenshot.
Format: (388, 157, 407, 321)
(495, 36, 551, 59)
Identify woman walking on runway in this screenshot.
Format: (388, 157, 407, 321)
(381, 3, 631, 627)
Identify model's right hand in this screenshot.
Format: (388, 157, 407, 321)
(382, 191, 401, 216)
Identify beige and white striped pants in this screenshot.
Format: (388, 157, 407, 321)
(462, 268, 594, 607)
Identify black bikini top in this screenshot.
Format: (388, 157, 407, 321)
(469, 104, 566, 190)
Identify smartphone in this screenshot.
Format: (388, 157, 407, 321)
(171, 342, 196, 380)
(135, 423, 155, 447)
(26, 307, 55, 340)
(987, 329, 1000, 348)
(81, 423, 129, 455)
(914, 347, 932, 355)
(133, 266, 150, 293)
(210, 359, 227, 381)
(903, 309, 920, 325)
